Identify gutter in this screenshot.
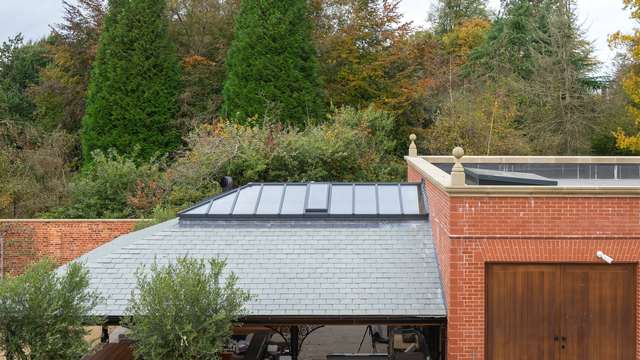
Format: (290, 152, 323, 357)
(98, 315, 447, 326)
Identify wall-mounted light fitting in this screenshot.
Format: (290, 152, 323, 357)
(596, 250, 614, 264)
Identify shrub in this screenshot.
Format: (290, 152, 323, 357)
(166, 106, 404, 208)
(0, 259, 100, 359)
(46, 107, 405, 219)
(427, 85, 530, 155)
(124, 257, 251, 359)
(48, 150, 165, 218)
(0, 121, 74, 218)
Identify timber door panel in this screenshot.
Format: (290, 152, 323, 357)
(486, 264, 635, 360)
(486, 265, 561, 360)
(561, 265, 635, 360)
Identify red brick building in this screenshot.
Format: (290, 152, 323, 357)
(5, 143, 640, 360)
(407, 147, 640, 360)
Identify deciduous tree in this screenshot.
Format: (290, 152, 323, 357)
(0, 121, 73, 218)
(610, 0, 640, 152)
(28, 0, 106, 133)
(0, 35, 49, 122)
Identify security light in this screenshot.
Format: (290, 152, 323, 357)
(596, 251, 614, 264)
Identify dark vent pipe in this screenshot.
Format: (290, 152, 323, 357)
(220, 176, 234, 192)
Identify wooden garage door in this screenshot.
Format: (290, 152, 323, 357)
(486, 264, 635, 360)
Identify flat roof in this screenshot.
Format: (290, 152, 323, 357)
(433, 162, 640, 185)
(406, 155, 640, 196)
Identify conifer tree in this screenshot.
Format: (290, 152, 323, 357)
(430, 0, 489, 35)
(466, 0, 546, 79)
(81, 0, 181, 163)
(465, 0, 601, 154)
(222, 0, 325, 127)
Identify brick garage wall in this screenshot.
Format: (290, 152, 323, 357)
(0, 220, 138, 276)
(408, 165, 640, 360)
(409, 166, 452, 301)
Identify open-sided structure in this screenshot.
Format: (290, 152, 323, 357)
(65, 182, 447, 359)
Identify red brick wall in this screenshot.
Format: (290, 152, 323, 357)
(0, 220, 138, 276)
(409, 164, 640, 360)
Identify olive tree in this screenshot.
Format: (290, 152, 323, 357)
(124, 257, 252, 359)
(0, 259, 100, 359)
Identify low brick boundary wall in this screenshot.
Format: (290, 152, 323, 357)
(0, 220, 139, 276)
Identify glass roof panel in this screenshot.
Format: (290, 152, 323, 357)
(209, 192, 238, 215)
(180, 183, 426, 219)
(281, 185, 307, 214)
(354, 185, 377, 214)
(400, 185, 420, 215)
(329, 185, 353, 215)
(232, 185, 261, 215)
(184, 202, 210, 215)
(378, 185, 401, 214)
(306, 183, 330, 212)
(256, 185, 284, 215)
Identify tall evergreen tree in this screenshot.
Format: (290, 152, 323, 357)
(430, 0, 489, 35)
(522, 0, 601, 154)
(466, 0, 548, 80)
(222, 0, 325, 127)
(81, 0, 181, 163)
(465, 0, 602, 154)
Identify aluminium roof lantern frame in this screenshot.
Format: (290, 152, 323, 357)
(464, 167, 559, 186)
(178, 182, 429, 220)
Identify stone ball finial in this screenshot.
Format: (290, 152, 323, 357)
(451, 146, 465, 186)
(408, 134, 418, 156)
(452, 146, 464, 160)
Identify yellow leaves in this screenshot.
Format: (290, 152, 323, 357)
(182, 55, 215, 68)
(615, 127, 640, 152)
(623, 0, 640, 20)
(0, 193, 13, 209)
(614, 105, 640, 152)
(622, 73, 640, 104)
(442, 17, 491, 59)
(610, 0, 640, 152)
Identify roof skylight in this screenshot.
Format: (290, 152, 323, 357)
(179, 182, 427, 220)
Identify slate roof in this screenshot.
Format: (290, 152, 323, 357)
(63, 218, 446, 320)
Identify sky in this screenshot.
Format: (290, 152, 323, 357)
(0, 0, 636, 74)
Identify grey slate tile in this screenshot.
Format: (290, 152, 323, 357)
(60, 219, 446, 318)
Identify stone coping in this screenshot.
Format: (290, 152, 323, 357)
(405, 156, 640, 196)
(0, 219, 144, 222)
(421, 155, 640, 164)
